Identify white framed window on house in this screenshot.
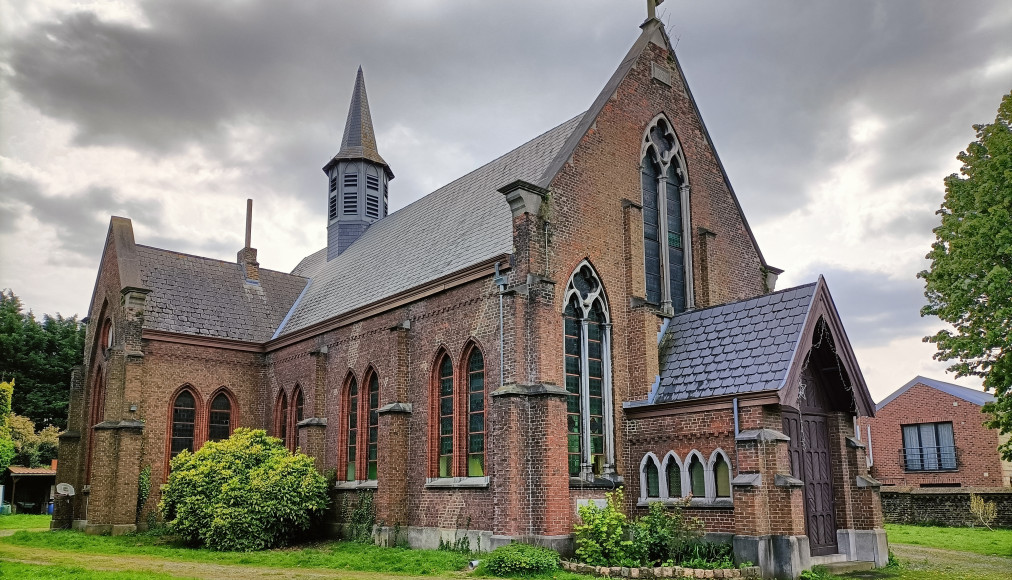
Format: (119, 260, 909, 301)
(901, 422, 956, 471)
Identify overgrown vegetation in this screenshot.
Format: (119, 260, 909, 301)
(159, 428, 328, 551)
(9, 411, 60, 467)
(970, 493, 998, 530)
(481, 543, 560, 576)
(136, 465, 151, 520)
(573, 487, 735, 569)
(337, 490, 376, 543)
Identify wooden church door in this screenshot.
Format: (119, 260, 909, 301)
(783, 371, 839, 556)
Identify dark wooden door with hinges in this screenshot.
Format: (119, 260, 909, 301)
(784, 408, 839, 556)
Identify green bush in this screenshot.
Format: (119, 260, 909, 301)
(671, 542, 735, 570)
(159, 428, 328, 551)
(574, 488, 635, 566)
(482, 543, 560, 576)
(629, 500, 702, 565)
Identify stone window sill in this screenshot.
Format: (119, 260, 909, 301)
(637, 497, 733, 509)
(334, 480, 378, 490)
(424, 476, 489, 489)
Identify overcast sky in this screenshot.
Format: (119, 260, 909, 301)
(2, 1, 1010, 401)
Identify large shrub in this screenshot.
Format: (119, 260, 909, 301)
(482, 543, 560, 576)
(630, 500, 702, 565)
(574, 487, 635, 566)
(159, 428, 328, 551)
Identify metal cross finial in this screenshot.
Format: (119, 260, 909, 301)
(647, 0, 664, 21)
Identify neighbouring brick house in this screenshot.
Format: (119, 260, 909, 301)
(859, 376, 1012, 488)
(54, 11, 886, 579)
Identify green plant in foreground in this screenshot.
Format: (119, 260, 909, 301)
(574, 488, 633, 566)
(159, 428, 328, 551)
(481, 543, 559, 576)
(630, 500, 702, 565)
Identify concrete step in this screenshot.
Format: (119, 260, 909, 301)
(810, 553, 848, 566)
(821, 561, 875, 574)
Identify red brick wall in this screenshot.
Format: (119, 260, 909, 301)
(860, 383, 1006, 487)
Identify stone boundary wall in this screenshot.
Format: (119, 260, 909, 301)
(881, 487, 1012, 528)
(560, 561, 761, 578)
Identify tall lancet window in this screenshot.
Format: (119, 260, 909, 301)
(563, 262, 615, 480)
(641, 115, 693, 314)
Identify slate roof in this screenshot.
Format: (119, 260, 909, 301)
(277, 113, 585, 336)
(876, 375, 995, 410)
(653, 282, 818, 403)
(324, 67, 391, 175)
(136, 246, 308, 342)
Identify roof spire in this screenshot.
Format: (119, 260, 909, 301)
(327, 66, 392, 176)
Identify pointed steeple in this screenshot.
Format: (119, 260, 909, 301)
(325, 66, 392, 177)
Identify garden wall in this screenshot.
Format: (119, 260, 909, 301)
(881, 487, 1012, 528)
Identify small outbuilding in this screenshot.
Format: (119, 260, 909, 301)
(4, 464, 57, 514)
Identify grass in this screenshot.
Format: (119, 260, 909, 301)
(0, 561, 190, 579)
(2, 531, 470, 575)
(885, 523, 1012, 557)
(0, 514, 51, 529)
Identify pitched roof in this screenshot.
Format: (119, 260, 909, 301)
(652, 282, 818, 403)
(136, 246, 308, 342)
(324, 67, 391, 176)
(877, 376, 995, 410)
(277, 113, 584, 336)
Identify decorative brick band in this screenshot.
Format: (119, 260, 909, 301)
(560, 561, 761, 578)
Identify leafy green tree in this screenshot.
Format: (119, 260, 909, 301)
(920, 91, 1012, 460)
(8, 413, 60, 468)
(0, 289, 85, 429)
(0, 380, 15, 472)
(159, 428, 329, 551)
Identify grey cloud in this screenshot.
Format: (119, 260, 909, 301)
(796, 264, 933, 348)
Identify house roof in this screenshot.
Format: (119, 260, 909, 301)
(652, 282, 818, 403)
(7, 466, 56, 476)
(276, 113, 585, 336)
(876, 376, 995, 411)
(136, 246, 308, 342)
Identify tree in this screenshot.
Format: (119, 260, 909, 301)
(0, 289, 86, 429)
(919, 91, 1012, 461)
(159, 428, 329, 551)
(9, 413, 60, 468)
(0, 380, 15, 473)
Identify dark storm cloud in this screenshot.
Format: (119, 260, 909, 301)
(0, 172, 233, 265)
(796, 264, 933, 348)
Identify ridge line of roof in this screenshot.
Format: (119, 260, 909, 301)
(876, 375, 993, 410)
(135, 244, 308, 279)
(272, 277, 314, 340)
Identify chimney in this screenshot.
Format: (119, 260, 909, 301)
(237, 198, 260, 282)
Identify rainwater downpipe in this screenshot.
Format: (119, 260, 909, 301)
(732, 397, 740, 477)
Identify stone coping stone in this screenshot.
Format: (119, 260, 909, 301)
(560, 560, 761, 578)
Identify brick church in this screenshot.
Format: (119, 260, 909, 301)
(54, 7, 887, 578)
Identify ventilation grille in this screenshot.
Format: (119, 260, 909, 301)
(366, 195, 379, 218)
(329, 176, 338, 193)
(366, 174, 379, 190)
(329, 196, 338, 220)
(344, 173, 358, 188)
(343, 192, 357, 214)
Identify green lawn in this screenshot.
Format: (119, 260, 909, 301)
(0, 561, 190, 579)
(0, 514, 51, 529)
(2, 531, 471, 575)
(885, 523, 1012, 557)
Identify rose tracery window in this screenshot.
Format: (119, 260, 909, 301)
(563, 262, 615, 480)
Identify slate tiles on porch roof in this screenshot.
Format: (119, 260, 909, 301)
(653, 282, 818, 403)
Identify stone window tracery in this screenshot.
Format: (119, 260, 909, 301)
(563, 262, 616, 480)
(641, 115, 693, 314)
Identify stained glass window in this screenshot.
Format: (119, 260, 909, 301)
(345, 378, 358, 481)
(466, 349, 485, 477)
(437, 355, 454, 477)
(208, 392, 232, 442)
(171, 391, 196, 457)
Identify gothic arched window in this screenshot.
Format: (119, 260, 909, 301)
(435, 353, 454, 477)
(276, 391, 289, 449)
(563, 262, 615, 480)
(171, 390, 197, 457)
(208, 391, 233, 442)
(688, 453, 705, 498)
(641, 115, 693, 314)
(465, 345, 486, 477)
(343, 376, 359, 481)
(366, 371, 379, 480)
